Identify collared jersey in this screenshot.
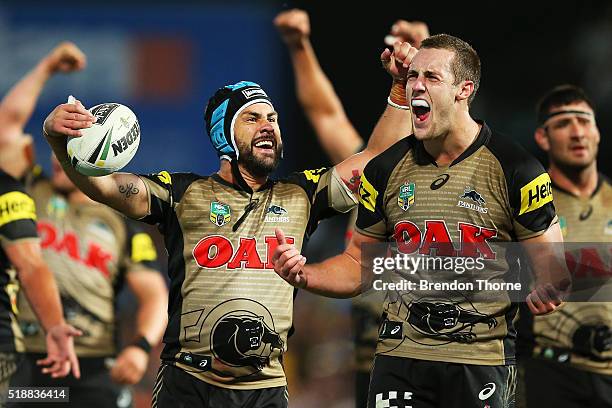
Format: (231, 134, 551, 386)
(356, 123, 557, 366)
(0, 170, 38, 352)
(529, 175, 612, 374)
(18, 178, 161, 357)
(137, 167, 354, 389)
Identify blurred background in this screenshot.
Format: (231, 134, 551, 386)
(1, 0, 611, 406)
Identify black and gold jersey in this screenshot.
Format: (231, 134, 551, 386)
(17, 178, 161, 357)
(0, 170, 38, 353)
(529, 175, 612, 374)
(356, 122, 557, 366)
(137, 167, 354, 389)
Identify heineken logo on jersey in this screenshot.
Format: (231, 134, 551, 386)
(398, 183, 415, 211)
(210, 202, 231, 227)
(264, 204, 289, 223)
(457, 187, 488, 214)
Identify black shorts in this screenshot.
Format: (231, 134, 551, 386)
(152, 364, 288, 408)
(368, 355, 516, 408)
(521, 357, 612, 408)
(356, 371, 371, 408)
(8, 353, 132, 408)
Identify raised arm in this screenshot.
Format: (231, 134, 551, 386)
(333, 41, 416, 188)
(43, 100, 149, 219)
(275, 9, 362, 164)
(0, 42, 85, 141)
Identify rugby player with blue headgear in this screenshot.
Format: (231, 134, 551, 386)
(40, 61, 416, 405)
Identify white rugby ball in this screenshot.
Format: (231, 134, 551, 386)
(67, 103, 140, 176)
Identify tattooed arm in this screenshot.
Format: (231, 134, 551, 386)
(43, 101, 149, 219)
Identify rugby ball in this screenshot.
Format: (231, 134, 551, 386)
(67, 103, 140, 176)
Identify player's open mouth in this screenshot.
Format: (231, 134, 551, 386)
(253, 138, 276, 154)
(411, 99, 431, 123)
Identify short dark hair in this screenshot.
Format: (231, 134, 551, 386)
(420, 34, 481, 105)
(536, 85, 595, 125)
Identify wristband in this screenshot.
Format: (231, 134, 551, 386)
(131, 336, 152, 353)
(389, 80, 409, 108)
(387, 96, 410, 110)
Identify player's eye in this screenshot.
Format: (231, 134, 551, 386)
(268, 116, 277, 123)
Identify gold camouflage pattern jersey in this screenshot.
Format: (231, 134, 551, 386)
(0, 170, 38, 353)
(137, 167, 354, 389)
(527, 175, 612, 374)
(17, 177, 161, 357)
(356, 122, 557, 366)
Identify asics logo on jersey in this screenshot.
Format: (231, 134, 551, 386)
(192, 235, 295, 269)
(579, 205, 593, 221)
(430, 173, 450, 190)
(393, 220, 498, 259)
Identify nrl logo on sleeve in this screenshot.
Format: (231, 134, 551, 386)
(264, 204, 290, 223)
(519, 173, 553, 215)
(210, 201, 231, 227)
(398, 182, 415, 211)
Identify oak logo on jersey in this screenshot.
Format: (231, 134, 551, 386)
(210, 202, 231, 227)
(407, 298, 497, 344)
(38, 221, 114, 278)
(264, 205, 289, 223)
(519, 173, 553, 215)
(393, 220, 498, 259)
(398, 183, 415, 211)
(303, 168, 326, 184)
(205, 299, 284, 377)
(457, 187, 488, 214)
(359, 174, 378, 212)
(193, 235, 295, 269)
(0, 191, 36, 227)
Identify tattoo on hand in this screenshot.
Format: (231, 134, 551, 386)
(119, 183, 139, 198)
(342, 169, 362, 193)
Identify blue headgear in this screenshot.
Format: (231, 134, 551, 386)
(204, 81, 274, 160)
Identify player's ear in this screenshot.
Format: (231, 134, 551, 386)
(534, 127, 550, 152)
(456, 80, 474, 103)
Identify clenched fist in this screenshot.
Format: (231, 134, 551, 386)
(384, 20, 430, 49)
(45, 42, 87, 74)
(274, 9, 310, 48)
(380, 41, 418, 82)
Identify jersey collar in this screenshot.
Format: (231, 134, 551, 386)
(411, 120, 491, 167)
